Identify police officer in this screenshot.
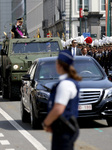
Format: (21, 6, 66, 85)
(43, 50, 82, 150)
(11, 17, 27, 38)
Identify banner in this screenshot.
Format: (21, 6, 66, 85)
(79, 8, 83, 18)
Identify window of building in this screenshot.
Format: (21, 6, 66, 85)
(77, 0, 89, 11)
(101, 26, 105, 38)
(101, 0, 105, 11)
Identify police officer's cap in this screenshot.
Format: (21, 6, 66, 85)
(17, 17, 23, 22)
(58, 50, 74, 65)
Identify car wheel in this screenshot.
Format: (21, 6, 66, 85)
(30, 102, 39, 129)
(106, 118, 112, 126)
(21, 97, 30, 123)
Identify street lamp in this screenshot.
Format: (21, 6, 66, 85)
(62, 11, 66, 40)
(84, 8, 88, 33)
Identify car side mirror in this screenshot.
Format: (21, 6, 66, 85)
(1, 49, 6, 55)
(21, 74, 30, 81)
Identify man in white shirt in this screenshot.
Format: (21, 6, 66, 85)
(69, 40, 81, 56)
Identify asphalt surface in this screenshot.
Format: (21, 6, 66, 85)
(0, 95, 112, 150)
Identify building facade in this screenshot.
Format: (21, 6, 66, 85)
(43, 0, 106, 39)
(26, 0, 43, 38)
(0, 0, 12, 40)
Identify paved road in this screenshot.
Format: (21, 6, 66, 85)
(0, 96, 111, 150)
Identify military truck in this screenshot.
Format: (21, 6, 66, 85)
(1, 37, 63, 100)
(0, 42, 2, 91)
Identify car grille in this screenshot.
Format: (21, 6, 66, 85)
(79, 89, 103, 104)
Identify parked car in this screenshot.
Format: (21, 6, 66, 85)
(21, 56, 112, 128)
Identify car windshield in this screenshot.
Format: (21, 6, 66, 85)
(74, 59, 104, 80)
(36, 58, 104, 81)
(37, 61, 59, 80)
(12, 41, 60, 54)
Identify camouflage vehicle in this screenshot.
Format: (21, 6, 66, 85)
(0, 41, 2, 91)
(1, 37, 63, 100)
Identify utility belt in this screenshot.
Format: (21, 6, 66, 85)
(51, 115, 79, 135)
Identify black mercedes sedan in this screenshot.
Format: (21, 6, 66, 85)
(21, 56, 112, 128)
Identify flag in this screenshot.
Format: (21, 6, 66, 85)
(36, 28, 41, 38)
(62, 33, 66, 41)
(49, 31, 52, 37)
(57, 32, 60, 37)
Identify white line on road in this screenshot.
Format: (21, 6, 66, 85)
(0, 140, 10, 145)
(0, 133, 4, 137)
(0, 108, 47, 150)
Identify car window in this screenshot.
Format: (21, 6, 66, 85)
(35, 61, 59, 80)
(13, 41, 60, 54)
(74, 59, 104, 80)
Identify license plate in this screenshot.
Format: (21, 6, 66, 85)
(78, 104, 92, 111)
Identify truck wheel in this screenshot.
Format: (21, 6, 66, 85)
(2, 79, 9, 99)
(20, 97, 30, 123)
(2, 85, 9, 99)
(8, 78, 21, 100)
(106, 118, 112, 126)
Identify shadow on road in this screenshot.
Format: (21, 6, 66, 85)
(78, 118, 108, 128)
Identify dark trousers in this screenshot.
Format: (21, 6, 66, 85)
(52, 131, 79, 150)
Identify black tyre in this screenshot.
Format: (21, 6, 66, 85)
(30, 102, 39, 129)
(2, 79, 9, 99)
(2, 85, 9, 98)
(106, 118, 112, 127)
(8, 78, 21, 100)
(21, 97, 30, 123)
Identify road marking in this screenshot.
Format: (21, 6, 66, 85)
(0, 140, 10, 145)
(94, 128, 103, 132)
(0, 133, 4, 137)
(0, 108, 47, 150)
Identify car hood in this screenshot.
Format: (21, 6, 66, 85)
(37, 78, 112, 92)
(79, 78, 112, 89)
(37, 80, 58, 91)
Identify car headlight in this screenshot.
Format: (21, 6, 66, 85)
(37, 90, 50, 100)
(103, 88, 112, 100)
(13, 65, 19, 70)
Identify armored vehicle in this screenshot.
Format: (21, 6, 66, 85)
(1, 37, 63, 100)
(0, 42, 2, 91)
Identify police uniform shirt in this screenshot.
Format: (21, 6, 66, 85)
(55, 74, 77, 106)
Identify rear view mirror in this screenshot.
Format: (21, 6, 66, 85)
(21, 74, 30, 81)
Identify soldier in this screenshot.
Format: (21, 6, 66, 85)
(11, 17, 27, 39)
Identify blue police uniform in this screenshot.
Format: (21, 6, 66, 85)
(48, 77, 80, 150)
(45, 50, 80, 150)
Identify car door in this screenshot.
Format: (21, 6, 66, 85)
(22, 63, 36, 110)
(26, 62, 37, 110)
